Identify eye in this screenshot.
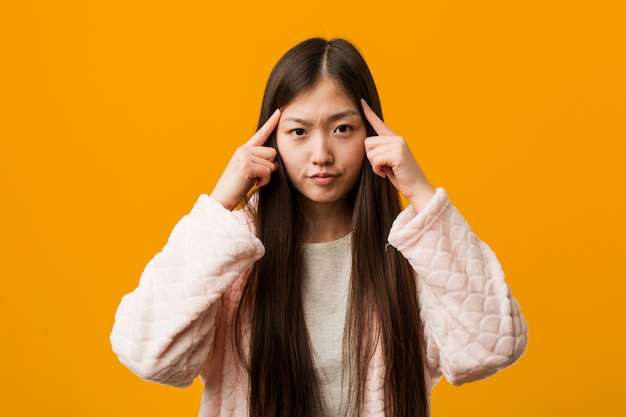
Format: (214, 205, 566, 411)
(291, 128, 306, 136)
(334, 124, 352, 134)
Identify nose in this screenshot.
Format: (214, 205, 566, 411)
(310, 133, 333, 166)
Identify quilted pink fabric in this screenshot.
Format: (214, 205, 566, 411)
(110, 188, 527, 416)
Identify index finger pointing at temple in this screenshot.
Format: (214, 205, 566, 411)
(245, 109, 282, 147)
(360, 99, 395, 136)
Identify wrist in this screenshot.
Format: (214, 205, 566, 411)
(209, 190, 238, 211)
(406, 183, 436, 213)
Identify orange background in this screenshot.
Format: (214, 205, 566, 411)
(1, 1, 625, 416)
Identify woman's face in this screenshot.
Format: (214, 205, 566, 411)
(276, 78, 367, 210)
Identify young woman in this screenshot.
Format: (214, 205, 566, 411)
(111, 38, 527, 417)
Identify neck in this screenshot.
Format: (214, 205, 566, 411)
(300, 198, 352, 243)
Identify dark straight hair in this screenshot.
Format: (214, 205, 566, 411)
(235, 38, 429, 417)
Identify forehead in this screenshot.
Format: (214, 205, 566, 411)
(282, 78, 357, 115)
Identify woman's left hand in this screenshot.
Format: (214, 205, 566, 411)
(361, 99, 436, 211)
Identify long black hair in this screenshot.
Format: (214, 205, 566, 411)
(234, 38, 429, 417)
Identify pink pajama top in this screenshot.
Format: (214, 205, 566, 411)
(110, 188, 528, 416)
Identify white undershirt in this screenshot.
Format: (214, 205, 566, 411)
(302, 233, 352, 417)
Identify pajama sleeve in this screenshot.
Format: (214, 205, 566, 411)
(388, 188, 528, 386)
(110, 195, 264, 387)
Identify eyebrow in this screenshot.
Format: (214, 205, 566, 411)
(282, 109, 361, 125)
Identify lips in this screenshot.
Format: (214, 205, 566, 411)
(310, 172, 338, 185)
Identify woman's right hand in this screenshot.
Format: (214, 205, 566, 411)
(210, 109, 281, 211)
